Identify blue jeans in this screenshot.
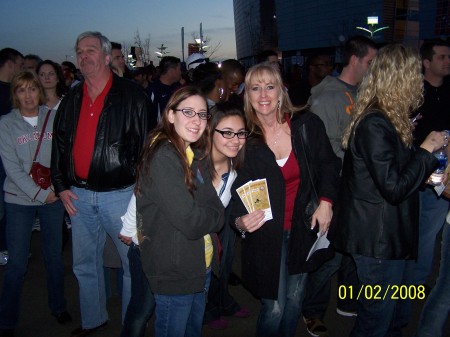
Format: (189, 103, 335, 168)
(0, 160, 7, 250)
(413, 187, 448, 285)
(121, 243, 155, 337)
(351, 255, 414, 337)
(302, 251, 358, 318)
(0, 201, 66, 329)
(256, 231, 308, 337)
(154, 269, 211, 337)
(416, 222, 450, 337)
(70, 185, 133, 329)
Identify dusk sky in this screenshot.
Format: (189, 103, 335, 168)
(0, 0, 237, 65)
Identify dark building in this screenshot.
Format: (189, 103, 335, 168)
(233, 0, 445, 70)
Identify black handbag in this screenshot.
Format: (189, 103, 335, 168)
(300, 123, 319, 229)
(296, 122, 334, 272)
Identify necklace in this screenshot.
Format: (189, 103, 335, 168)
(270, 125, 283, 147)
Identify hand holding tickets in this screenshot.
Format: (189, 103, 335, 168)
(236, 179, 273, 221)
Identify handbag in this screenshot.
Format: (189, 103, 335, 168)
(300, 123, 320, 228)
(293, 121, 334, 273)
(29, 110, 52, 190)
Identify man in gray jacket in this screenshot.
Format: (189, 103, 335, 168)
(303, 35, 377, 337)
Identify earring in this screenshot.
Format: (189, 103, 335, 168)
(219, 87, 224, 100)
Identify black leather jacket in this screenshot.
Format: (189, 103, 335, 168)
(51, 74, 153, 193)
(334, 111, 438, 260)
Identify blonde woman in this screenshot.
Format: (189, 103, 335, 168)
(231, 63, 341, 337)
(334, 44, 448, 337)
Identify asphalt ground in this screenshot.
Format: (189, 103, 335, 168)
(0, 229, 448, 337)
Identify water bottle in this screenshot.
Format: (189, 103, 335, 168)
(429, 131, 449, 186)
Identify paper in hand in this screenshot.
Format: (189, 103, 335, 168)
(236, 179, 273, 221)
(306, 232, 330, 261)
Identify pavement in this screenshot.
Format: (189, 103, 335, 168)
(0, 230, 448, 337)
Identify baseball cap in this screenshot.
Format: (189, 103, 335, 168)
(186, 53, 207, 70)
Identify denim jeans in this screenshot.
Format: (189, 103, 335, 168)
(70, 185, 133, 329)
(415, 222, 450, 337)
(256, 231, 308, 337)
(154, 268, 211, 337)
(302, 251, 358, 319)
(0, 200, 66, 329)
(121, 243, 155, 337)
(351, 254, 414, 337)
(0, 160, 6, 251)
(413, 187, 448, 285)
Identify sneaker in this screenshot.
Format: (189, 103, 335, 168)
(0, 251, 8, 266)
(233, 307, 250, 318)
(32, 217, 40, 232)
(336, 307, 357, 317)
(65, 214, 72, 230)
(207, 318, 228, 330)
(303, 317, 329, 337)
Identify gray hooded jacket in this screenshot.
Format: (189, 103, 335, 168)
(309, 75, 357, 160)
(0, 105, 55, 205)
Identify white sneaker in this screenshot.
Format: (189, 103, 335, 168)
(336, 307, 357, 317)
(32, 217, 41, 232)
(65, 215, 72, 230)
(0, 251, 8, 266)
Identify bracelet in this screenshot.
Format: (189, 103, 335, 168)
(235, 217, 246, 239)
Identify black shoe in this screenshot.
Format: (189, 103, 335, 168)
(70, 321, 107, 337)
(0, 329, 15, 337)
(53, 311, 72, 325)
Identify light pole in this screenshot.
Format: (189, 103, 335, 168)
(356, 16, 389, 38)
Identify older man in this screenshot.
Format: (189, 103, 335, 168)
(51, 31, 152, 337)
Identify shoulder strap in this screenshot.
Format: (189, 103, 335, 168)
(32, 109, 52, 163)
(300, 123, 319, 201)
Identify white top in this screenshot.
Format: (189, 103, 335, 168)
(120, 194, 139, 245)
(22, 116, 38, 128)
(276, 156, 289, 167)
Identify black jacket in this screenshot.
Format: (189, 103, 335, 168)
(334, 111, 438, 260)
(51, 74, 153, 193)
(137, 142, 224, 294)
(231, 111, 341, 299)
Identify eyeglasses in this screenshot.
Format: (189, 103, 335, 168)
(215, 129, 249, 139)
(174, 108, 211, 120)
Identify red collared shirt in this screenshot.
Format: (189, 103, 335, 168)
(73, 72, 113, 180)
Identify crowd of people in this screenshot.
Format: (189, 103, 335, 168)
(0, 30, 449, 337)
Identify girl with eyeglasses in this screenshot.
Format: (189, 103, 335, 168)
(122, 86, 224, 337)
(203, 101, 250, 329)
(120, 99, 249, 336)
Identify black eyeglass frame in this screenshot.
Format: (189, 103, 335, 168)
(174, 108, 211, 120)
(214, 129, 249, 139)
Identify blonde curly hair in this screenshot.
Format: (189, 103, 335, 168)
(342, 44, 423, 149)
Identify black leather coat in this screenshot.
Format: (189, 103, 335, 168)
(51, 74, 153, 193)
(334, 111, 438, 260)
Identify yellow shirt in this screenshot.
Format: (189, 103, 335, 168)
(186, 146, 213, 268)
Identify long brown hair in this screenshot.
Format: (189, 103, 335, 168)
(135, 86, 210, 194)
